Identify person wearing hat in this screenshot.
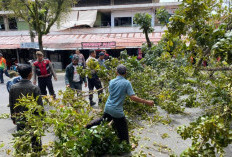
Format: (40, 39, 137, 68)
(32, 51, 57, 98)
(0, 53, 9, 83)
(75, 48, 86, 68)
(86, 64, 154, 143)
(65, 54, 87, 91)
(98, 52, 106, 68)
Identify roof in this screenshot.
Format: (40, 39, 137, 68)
(0, 32, 164, 50)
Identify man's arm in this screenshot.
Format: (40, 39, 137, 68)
(32, 64, 37, 85)
(34, 87, 44, 115)
(82, 54, 86, 68)
(65, 67, 70, 87)
(49, 61, 57, 81)
(129, 95, 154, 106)
(9, 89, 16, 123)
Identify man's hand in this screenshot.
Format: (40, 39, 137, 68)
(85, 82, 87, 87)
(33, 81, 36, 85)
(66, 84, 70, 88)
(146, 100, 154, 106)
(54, 77, 57, 81)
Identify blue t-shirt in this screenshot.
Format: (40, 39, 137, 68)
(104, 76, 135, 118)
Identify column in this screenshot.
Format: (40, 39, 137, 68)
(3, 16, 9, 31)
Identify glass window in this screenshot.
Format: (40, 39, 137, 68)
(114, 17, 132, 27)
(114, 0, 152, 5)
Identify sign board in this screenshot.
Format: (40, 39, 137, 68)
(81, 42, 116, 49)
(20, 42, 39, 49)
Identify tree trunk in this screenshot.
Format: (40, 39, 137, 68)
(38, 33, 43, 52)
(145, 30, 152, 48)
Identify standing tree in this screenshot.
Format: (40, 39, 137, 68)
(156, 8, 170, 26)
(134, 13, 154, 48)
(166, 0, 231, 72)
(0, 0, 76, 52)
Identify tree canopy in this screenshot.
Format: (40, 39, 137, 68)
(0, 0, 76, 51)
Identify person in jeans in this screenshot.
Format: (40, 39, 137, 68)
(86, 49, 103, 106)
(32, 51, 57, 98)
(86, 64, 154, 143)
(6, 71, 21, 92)
(0, 53, 9, 83)
(65, 54, 87, 91)
(9, 64, 44, 152)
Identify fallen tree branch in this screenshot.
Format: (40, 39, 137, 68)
(200, 67, 232, 71)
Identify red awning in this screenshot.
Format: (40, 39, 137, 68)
(0, 32, 164, 50)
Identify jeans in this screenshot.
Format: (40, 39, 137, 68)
(86, 112, 129, 143)
(38, 75, 55, 97)
(0, 69, 9, 83)
(70, 81, 82, 91)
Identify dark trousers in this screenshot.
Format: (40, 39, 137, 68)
(88, 77, 102, 102)
(17, 124, 42, 152)
(38, 75, 55, 97)
(0, 69, 9, 83)
(70, 81, 82, 91)
(86, 112, 129, 143)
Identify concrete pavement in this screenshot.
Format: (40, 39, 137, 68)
(1, 73, 232, 156)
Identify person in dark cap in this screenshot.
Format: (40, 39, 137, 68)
(32, 51, 57, 98)
(86, 64, 154, 143)
(9, 64, 43, 152)
(65, 54, 87, 92)
(0, 53, 9, 83)
(98, 52, 106, 68)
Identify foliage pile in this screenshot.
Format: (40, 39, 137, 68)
(12, 89, 131, 156)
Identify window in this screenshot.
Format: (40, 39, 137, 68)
(114, 0, 152, 5)
(75, 0, 111, 7)
(114, 17, 132, 27)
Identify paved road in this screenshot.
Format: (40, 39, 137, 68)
(0, 73, 100, 156)
(0, 73, 232, 156)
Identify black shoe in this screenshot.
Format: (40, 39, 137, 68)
(90, 101, 96, 106)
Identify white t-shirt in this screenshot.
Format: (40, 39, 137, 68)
(73, 65, 80, 82)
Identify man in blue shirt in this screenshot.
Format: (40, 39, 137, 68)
(86, 64, 154, 143)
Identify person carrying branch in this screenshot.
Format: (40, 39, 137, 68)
(86, 64, 154, 143)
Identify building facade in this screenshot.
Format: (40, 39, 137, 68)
(0, 0, 181, 69)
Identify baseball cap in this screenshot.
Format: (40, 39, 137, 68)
(99, 52, 105, 56)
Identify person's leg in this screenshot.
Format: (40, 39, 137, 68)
(0, 69, 3, 83)
(113, 117, 129, 143)
(88, 78, 95, 105)
(46, 76, 56, 98)
(38, 77, 47, 96)
(86, 113, 112, 129)
(94, 78, 103, 102)
(4, 69, 9, 77)
(31, 135, 42, 152)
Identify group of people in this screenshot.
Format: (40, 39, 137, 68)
(7, 49, 154, 153)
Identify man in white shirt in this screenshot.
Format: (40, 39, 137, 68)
(65, 54, 87, 91)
